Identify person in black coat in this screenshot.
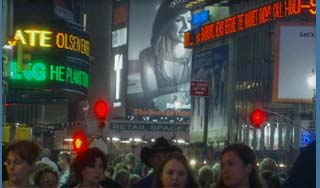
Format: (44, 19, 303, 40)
(284, 141, 316, 188)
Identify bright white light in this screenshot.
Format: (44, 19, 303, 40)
(279, 163, 285, 168)
(151, 138, 155, 142)
(60, 151, 71, 154)
(134, 138, 142, 142)
(307, 73, 316, 90)
(190, 159, 197, 166)
(177, 139, 186, 144)
(257, 163, 260, 166)
(265, 122, 271, 127)
(64, 138, 74, 142)
(114, 54, 123, 100)
(112, 137, 120, 142)
(174, 101, 182, 109)
(3, 45, 13, 50)
(203, 160, 207, 164)
(121, 140, 131, 144)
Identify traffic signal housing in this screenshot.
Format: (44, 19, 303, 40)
(250, 109, 266, 128)
(93, 99, 111, 128)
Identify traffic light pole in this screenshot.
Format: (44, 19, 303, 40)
(262, 109, 308, 131)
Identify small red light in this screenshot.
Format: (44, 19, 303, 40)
(72, 131, 89, 152)
(94, 100, 111, 120)
(250, 109, 266, 128)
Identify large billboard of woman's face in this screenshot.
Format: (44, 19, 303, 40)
(127, 0, 192, 119)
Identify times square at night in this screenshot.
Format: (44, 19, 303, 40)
(1, 0, 317, 187)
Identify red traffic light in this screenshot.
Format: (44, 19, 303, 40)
(250, 109, 266, 128)
(94, 100, 111, 120)
(72, 131, 89, 152)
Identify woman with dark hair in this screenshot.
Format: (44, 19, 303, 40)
(71, 147, 107, 188)
(217, 143, 263, 188)
(140, 0, 192, 109)
(3, 140, 40, 188)
(153, 152, 200, 188)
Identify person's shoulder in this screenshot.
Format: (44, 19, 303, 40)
(139, 47, 154, 62)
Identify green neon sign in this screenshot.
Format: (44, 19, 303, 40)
(10, 61, 89, 88)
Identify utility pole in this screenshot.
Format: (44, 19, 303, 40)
(202, 96, 209, 162)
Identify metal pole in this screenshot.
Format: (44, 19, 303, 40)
(202, 97, 209, 162)
(262, 109, 308, 131)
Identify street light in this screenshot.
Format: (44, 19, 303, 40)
(251, 108, 309, 131)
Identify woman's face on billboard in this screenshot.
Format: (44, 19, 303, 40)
(167, 11, 192, 43)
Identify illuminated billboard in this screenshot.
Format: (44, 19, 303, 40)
(7, 22, 90, 96)
(110, 0, 129, 116)
(185, 0, 316, 48)
(8, 28, 90, 62)
(190, 45, 229, 142)
(273, 23, 315, 103)
(127, 0, 192, 119)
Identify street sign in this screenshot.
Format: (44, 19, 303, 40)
(190, 81, 210, 97)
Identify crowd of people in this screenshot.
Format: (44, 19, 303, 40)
(2, 137, 315, 188)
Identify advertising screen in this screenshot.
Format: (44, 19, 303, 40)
(127, 0, 192, 120)
(7, 22, 90, 96)
(190, 45, 229, 142)
(273, 23, 316, 103)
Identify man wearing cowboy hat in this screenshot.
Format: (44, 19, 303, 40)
(133, 137, 182, 188)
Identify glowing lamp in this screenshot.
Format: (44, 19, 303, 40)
(250, 109, 266, 128)
(72, 131, 89, 153)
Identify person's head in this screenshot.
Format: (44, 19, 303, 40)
(259, 157, 278, 173)
(130, 174, 141, 187)
(140, 137, 182, 170)
(154, 152, 199, 188)
(58, 152, 71, 171)
(114, 169, 130, 188)
(115, 162, 128, 172)
(4, 140, 40, 185)
(41, 148, 52, 158)
(124, 152, 136, 170)
(260, 170, 281, 188)
(151, 0, 191, 46)
(33, 163, 59, 188)
(198, 165, 214, 188)
(218, 143, 262, 188)
(72, 147, 107, 187)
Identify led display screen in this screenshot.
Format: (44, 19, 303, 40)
(185, 0, 316, 47)
(7, 22, 90, 96)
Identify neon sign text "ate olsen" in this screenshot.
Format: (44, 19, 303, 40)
(184, 0, 316, 47)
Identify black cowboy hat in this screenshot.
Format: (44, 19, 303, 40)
(140, 137, 182, 167)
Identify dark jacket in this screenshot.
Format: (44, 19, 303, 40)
(284, 142, 316, 188)
(133, 175, 154, 188)
(100, 177, 122, 188)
